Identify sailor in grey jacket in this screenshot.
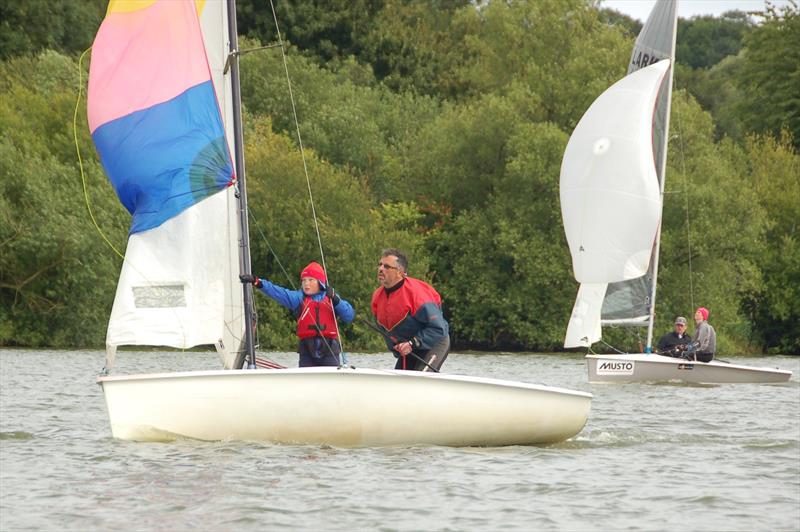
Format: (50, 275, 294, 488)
(690, 307, 716, 362)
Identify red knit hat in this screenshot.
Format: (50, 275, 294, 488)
(300, 261, 327, 286)
(696, 307, 709, 321)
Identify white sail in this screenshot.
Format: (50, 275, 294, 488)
(562, 0, 677, 349)
(560, 59, 670, 284)
(106, 194, 232, 358)
(564, 283, 607, 348)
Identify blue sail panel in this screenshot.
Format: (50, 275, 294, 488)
(91, 81, 233, 233)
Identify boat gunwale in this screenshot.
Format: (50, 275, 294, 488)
(97, 366, 593, 398)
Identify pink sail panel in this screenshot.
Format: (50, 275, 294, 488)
(87, 0, 233, 233)
(88, 0, 212, 133)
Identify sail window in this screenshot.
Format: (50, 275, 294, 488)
(132, 285, 187, 308)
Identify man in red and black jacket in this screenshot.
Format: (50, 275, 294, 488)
(371, 248, 450, 372)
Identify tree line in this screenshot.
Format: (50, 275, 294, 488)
(1, 0, 797, 354)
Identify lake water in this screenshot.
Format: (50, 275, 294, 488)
(1, 349, 798, 531)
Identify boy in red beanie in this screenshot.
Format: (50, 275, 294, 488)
(240, 262, 355, 367)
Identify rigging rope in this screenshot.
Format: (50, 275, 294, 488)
(248, 210, 296, 289)
(598, 338, 627, 354)
(268, 0, 347, 365)
(73, 47, 124, 260)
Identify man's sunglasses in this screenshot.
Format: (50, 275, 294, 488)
(378, 262, 398, 270)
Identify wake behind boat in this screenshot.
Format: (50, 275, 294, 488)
(587, 354, 791, 384)
(88, 0, 591, 446)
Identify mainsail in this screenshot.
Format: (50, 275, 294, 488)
(88, 0, 246, 369)
(562, 0, 677, 349)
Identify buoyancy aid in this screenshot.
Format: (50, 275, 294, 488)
(296, 296, 338, 339)
(372, 277, 442, 333)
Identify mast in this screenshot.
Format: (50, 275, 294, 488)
(644, 1, 678, 351)
(226, 0, 257, 368)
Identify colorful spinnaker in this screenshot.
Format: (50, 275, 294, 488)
(88, 0, 246, 370)
(88, 0, 233, 234)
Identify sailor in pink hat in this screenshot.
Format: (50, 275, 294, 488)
(688, 307, 716, 362)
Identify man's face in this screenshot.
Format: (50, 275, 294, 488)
(377, 254, 404, 288)
(694, 310, 703, 323)
(674, 322, 686, 334)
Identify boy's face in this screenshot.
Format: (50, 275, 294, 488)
(301, 276, 321, 295)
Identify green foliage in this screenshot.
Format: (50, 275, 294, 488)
(676, 55, 750, 142)
(237, 0, 389, 64)
(652, 92, 769, 354)
(735, 3, 800, 149)
(356, 0, 469, 96)
(0, 0, 104, 59)
(238, 38, 440, 201)
(428, 122, 573, 349)
(676, 11, 752, 69)
(597, 8, 641, 38)
(400, 94, 515, 212)
(740, 133, 800, 353)
(0, 51, 127, 347)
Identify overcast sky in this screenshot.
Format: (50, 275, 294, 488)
(601, 0, 790, 21)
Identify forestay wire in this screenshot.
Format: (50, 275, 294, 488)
(267, 0, 347, 364)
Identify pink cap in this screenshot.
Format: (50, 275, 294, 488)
(696, 307, 709, 321)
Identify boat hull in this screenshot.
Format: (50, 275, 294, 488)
(98, 367, 592, 446)
(586, 354, 792, 384)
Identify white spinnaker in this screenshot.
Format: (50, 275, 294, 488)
(105, 1, 244, 370)
(560, 59, 669, 285)
(564, 283, 607, 348)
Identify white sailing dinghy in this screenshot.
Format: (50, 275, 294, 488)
(89, 0, 591, 445)
(559, 0, 791, 385)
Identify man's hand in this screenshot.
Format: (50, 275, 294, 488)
(394, 341, 413, 356)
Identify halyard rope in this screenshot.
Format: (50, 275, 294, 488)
(268, 0, 347, 364)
